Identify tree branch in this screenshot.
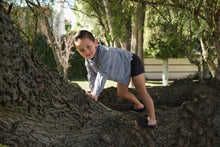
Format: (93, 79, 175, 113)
(30, 15, 38, 50)
(25, 0, 39, 8)
(71, 7, 98, 18)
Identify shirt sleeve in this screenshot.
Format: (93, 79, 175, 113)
(91, 52, 111, 96)
(85, 60, 96, 92)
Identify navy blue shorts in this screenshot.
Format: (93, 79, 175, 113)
(131, 54, 145, 77)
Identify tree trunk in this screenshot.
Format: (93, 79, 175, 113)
(202, 60, 210, 79)
(119, 22, 132, 51)
(38, 0, 74, 79)
(200, 37, 217, 77)
(185, 49, 203, 80)
(0, 4, 154, 146)
(215, 59, 220, 80)
(194, 1, 220, 79)
(119, 13, 132, 51)
(102, 0, 117, 47)
(36, 0, 64, 77)
(212, 4, 220, 60)
(162, 59, 169, 86)
(131, 1, 146, 62)
(213, 6, 220, 80)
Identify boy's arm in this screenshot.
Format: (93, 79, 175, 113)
(91, 52, 111, 96)
(86, 64, 105, 101)
(85, 60, 104, 101)
(85, 61, 96, 92)
(91, 72, 108, 96)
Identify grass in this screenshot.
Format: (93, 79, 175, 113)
(72, 79, 173, 91)
(72, 80, 117, 91)
(0, 144, 9, 147)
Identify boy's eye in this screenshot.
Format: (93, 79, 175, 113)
(80, 49, 85, 52)
(87, 46, 91, 49)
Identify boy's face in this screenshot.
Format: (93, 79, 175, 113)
(74, 37, 98, 60)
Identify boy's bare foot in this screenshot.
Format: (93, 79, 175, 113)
(133, 103, 145, 110)
(147, 117, 157, 125)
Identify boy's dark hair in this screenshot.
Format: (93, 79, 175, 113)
(74, 30, 95, 43)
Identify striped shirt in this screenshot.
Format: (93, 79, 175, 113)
(85, 44, 133, 96)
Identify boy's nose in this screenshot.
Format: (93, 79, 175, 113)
(83, 49, 90, 55)
(84, 48, 90, 54)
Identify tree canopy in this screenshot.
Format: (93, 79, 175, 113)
(6, 0, 220, 79)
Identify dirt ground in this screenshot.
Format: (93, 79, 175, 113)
(98, 79, 220, 146)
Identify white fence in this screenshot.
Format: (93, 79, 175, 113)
(144, 57, 198, 80)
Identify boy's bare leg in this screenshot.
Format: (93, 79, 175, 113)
(117, 81, 144, 110)
(132, 73, 157, 125)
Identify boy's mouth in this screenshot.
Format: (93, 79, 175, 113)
(86, 53, 91, 56)
(86, 53, 93, 58)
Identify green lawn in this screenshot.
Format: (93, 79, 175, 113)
(0, 144, 9, 147)
(73, 80, 117, 91)
(72, 79, 173, 91)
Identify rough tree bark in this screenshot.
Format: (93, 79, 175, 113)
(0, 4, 154, 146)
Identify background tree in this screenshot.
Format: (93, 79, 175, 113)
(144, 3, 186, 85)
(73, 0, 111, 45)
(131, 0, 146, 62)
(74, 0, 145, 61)
(9, 1, 40, 50)
(8, 0, 76, 78)
(102, 0, 133, 50)
(8, 0, 220, 81)
(74, 0, 132, 48)
(187, 0, 220, 78)
(145, 0, 220, 80)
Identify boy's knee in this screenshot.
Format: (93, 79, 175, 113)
(117, 92, 123, 98)
(117, 91, 128, 99)
(136, 88, 146, 96)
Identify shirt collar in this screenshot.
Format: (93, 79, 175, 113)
(91, 44, 100, 60)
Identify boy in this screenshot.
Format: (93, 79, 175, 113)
(74, 30, 156, 127)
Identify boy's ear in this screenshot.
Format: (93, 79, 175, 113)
(95, 39, 98, 47)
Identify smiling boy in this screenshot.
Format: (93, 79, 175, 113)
(74, 30, 156, 127)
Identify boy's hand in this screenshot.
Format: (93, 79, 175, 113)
(92, 95, 98, 101)
(86, 91, 92, 96)
(86, 92, 98, 101)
